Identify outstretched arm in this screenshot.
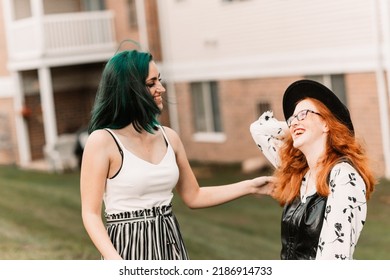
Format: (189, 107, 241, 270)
(164, 127, 275, 209)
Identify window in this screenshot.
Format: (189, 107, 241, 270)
(83, 0, 105, 11)
(191, 81, 225, 142)
(257, 102, 271, 116)
(305, 74, 347, 105)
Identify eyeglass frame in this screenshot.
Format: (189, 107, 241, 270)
(286, 109, 322, 127)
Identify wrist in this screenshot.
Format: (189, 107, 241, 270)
(247, 179, 257, 194)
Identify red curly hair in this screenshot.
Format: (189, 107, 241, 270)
(273, 98, 376, 206)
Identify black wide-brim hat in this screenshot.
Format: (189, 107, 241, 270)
(282, 79, 354, 134)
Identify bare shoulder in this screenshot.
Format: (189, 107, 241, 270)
(87, 129, 109, 142)
(84, 129, 114, 150)
(161, 126, 182, 148)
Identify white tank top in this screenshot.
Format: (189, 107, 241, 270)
(103, 127, 179, 214)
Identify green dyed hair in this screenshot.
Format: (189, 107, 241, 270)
(88, 50, 161, 134)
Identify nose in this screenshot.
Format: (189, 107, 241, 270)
(289, 116, 299, 127)
(155, 81, 166, 93)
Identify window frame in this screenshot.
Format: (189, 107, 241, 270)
(305, 74, 347, 106)
(190, 81, 226, 143)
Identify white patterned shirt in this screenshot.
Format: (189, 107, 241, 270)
(250, 111, 367, 260)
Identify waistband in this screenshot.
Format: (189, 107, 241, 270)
(105, 204, 172, 224)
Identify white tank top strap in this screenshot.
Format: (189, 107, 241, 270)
(103, 126, 179, 214)
(159, 125, 171, 147)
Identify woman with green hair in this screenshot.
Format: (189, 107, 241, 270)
(80, 49, 274, 260)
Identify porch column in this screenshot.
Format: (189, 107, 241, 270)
(12, 72, 31, 166)
(373, 0, 390, 179)
(156, 0, 180, 133)
(378, 0, 390, 179)
(38, 67, 58, 147)
(30, 0, 45, 56)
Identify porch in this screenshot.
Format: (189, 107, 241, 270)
(5, 9, 116, 70)
(2, 5, 117, 170)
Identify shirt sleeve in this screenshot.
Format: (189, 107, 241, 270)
(249, 111, 288, 168)
(315, 162, 368, 260)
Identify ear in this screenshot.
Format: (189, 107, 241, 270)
(322, 122, 329, 133)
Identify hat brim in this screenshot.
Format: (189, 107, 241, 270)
(282, 79, 354, 133)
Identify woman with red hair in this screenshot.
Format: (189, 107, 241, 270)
(250, 79, 376, 260)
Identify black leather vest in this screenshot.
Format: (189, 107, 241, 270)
(280, 193, 327, 260)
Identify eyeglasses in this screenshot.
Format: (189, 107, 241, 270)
(286, 109, 321, 127)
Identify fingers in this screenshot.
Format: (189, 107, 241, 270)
(262, 176, 276, 186)
(256, 176, 276, 196)
(249, 176, 277, 197)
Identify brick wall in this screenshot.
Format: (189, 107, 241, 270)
(175, 77, 298, 163)
(54, 87, 95, 135)
(0, 98, 18, 164)
(24, 86, 95, 160)
(106, 0, 162, 58)
(175, 74, 385, 175)
(144, 0, 162, 61)
(346, 73, 386, 176)
(106, 0, 140, 46)
(24, 94, 45, 160)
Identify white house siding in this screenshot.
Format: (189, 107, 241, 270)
(158, 0, 389, 177)
(160, 0, 377, 81)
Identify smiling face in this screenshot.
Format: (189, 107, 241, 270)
(145, 61, 165, 110)
(289, 99, 329, 152)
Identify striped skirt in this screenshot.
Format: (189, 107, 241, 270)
(105, 204, 189, 260)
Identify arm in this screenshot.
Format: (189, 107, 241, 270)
(249, 111, 289, 168)
(316, 162, 368, 260)
(80, 130, 122, 260)
(164, 127, 275, 209)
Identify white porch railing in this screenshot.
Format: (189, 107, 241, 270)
(7, 11, 116, 61)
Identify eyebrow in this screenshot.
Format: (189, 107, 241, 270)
(146, 73, 161, 83)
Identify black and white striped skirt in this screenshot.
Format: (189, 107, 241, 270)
(105, 204, 189, 260)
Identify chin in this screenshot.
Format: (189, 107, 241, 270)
(292, 139, 303, 149)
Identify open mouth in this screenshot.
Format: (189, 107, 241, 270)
(293, 128, 305, 137)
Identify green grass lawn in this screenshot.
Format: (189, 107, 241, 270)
(0, 163, 389, 260)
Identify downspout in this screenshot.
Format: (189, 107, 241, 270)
(372, 0, 390, 179)
(156, 0, 180, 133)
(135, 0, 149, 50)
